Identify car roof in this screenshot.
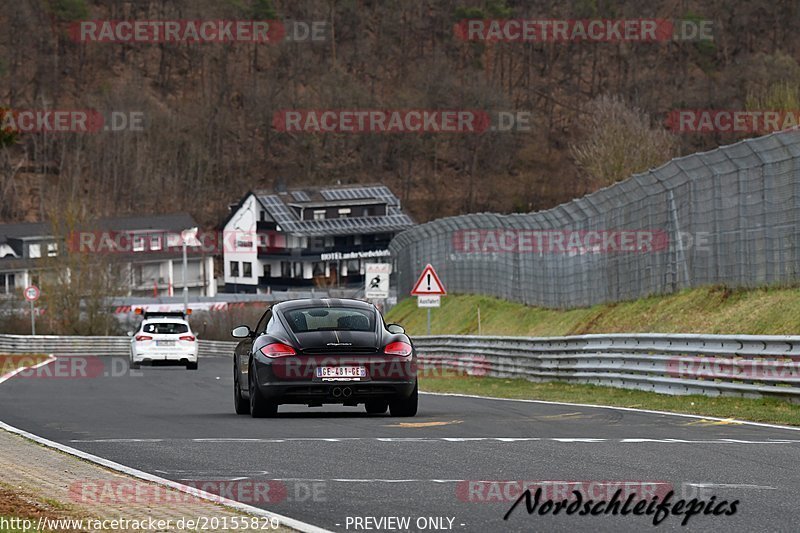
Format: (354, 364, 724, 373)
(272, 298, 375, 313)
(142, 317, 190, 324)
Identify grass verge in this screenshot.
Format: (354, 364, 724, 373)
(0, 355, 49, 377)
(387, 285, 800, 336)
(421, 375, 800, 427)
(0, 484, 85, 533)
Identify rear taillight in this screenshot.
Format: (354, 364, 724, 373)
(179, 335, 196, 342)
(260, 343, 297, 358)
(384, 341, 412, 356)
(135, 335, 153, 341)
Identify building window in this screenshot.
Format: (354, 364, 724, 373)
(362, 208, 369, 217)
(243, 262, 252, 278)
(260, 211, 267, 221)
(150, 235, 161, 251)
(293, 262, 302, 277)
(132, 236, 145, 252)
(263, 264, 271, 278)
(281, 261, 292, 278)
(313, 210, 326, 220)
(47, 242, 58, 257)
(312, 262, 326, 276)
(230, 261, 240, 277)
(29, 244, 41, 258)
(166, 233, 181, 247)
(338, 208, 351, 218)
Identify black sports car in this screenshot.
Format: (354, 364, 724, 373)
(232, 298, 418, 418)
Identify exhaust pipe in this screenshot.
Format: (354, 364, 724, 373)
(332, 387, 342, 398)
(342, 387, 352, 398)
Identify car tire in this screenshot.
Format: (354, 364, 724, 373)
(249, 365, 278, 418)
(186, 361, 198, 370)
(234, 364, 250, 415)
(389, 382, 418, 417)
(130, 360, 141, 370)
(365, 401, 388, 414)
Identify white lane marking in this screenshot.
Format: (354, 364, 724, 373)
(68, 437, 800, 444)
(686, 483, 777, 490)
(0, 355, 57, 384)
(250, 478, 779, 490)
(422, 391, 800, 433)
(0, 421, 331, 533)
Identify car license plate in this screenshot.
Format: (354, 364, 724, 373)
(156, 340, 175, 346)
(316, 366, 366, 380)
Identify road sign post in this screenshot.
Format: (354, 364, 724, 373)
(411, 265, 446, 336)
(24, 285, 40, 335)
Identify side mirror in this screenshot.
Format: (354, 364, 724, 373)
(126, 331, 133, 337)
(386, 323, 405, 334)
(231, 325, 252, 338)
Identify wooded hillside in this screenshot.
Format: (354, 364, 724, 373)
(1, 0, 797, 226)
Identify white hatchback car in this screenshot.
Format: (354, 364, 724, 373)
(129, 311, 198, 370)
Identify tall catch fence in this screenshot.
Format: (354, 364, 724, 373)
(390, 130, 800, 307)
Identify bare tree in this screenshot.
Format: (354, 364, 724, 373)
(570, 95, 677, 186)
(41, 203, 126, 335)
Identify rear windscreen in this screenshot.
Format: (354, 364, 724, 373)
(284, 307, 375, 333)
(142, 322, 189, 334)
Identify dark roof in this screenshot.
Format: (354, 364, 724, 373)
(0, 213, 198, 244)
(250, 184, 414, 237)
(0, 222, 50, 240)
(92, 213, 198, 232)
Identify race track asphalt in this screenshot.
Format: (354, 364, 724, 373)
(0, 355, 798, 532)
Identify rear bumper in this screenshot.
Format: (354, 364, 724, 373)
(257, 380, 416, 404)
(131, 349, 198, 364)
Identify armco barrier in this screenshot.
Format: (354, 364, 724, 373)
(412, 333, 800, 401)
(0, 335, 236, 358)
(3, 333, 800, 401)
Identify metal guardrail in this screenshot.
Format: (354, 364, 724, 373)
(0, 335, 236, 358)
(412, 334, 800, 401)
(3, 333, 800, 401)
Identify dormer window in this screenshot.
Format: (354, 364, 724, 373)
(132, 236, 145, 252)
(313, 210, 326, 220)
(338, 208, 351, 218)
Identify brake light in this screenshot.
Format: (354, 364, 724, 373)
(260, 343, 296, 358)
(384, 341, 412, 356)
(179, 335, 196, 342)
(135, 335, 153, 341)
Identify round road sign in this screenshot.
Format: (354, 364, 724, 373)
(24, 285, 40, 302)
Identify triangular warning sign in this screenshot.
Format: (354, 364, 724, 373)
(411, 264, 446, 295)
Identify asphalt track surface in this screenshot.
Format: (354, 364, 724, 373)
(1, 356, 799, 532)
